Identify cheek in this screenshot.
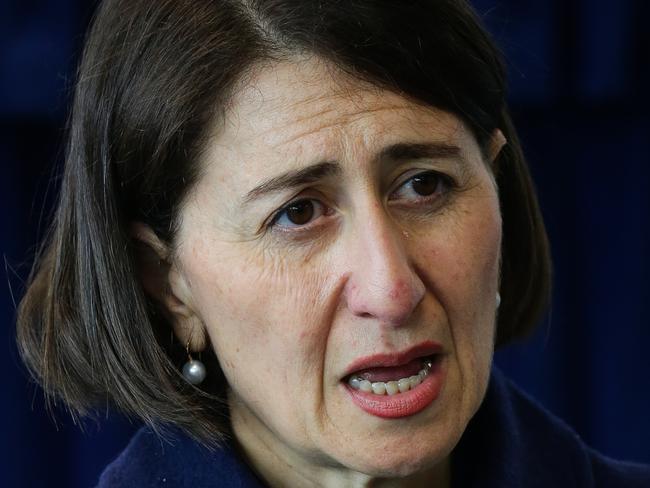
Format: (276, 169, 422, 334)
(182, 238, 335, 391)
(421, 199, 501, 350)
(416, 198, 501, 417)
(455, 209, 500, 377)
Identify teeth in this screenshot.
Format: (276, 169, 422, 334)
(347, 358, 435, 395)
(385, 381, 399, 395)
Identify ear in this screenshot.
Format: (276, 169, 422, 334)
(486, 128, 507, 171)
(130, 222, 207, 352)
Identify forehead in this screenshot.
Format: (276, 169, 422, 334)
(216, 57, 469, 154)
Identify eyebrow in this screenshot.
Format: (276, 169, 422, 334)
(242, 142, 461, 204)
(243, 161, 341, 204)
(380, 142, 461, 161)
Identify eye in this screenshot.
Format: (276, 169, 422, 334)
(389, 170, 453, 203)
(269, 198, 331, 229)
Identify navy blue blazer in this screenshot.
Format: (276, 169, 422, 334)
(97, 368, 650, 487)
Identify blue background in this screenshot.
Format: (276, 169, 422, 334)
(1, 1, 649, 486)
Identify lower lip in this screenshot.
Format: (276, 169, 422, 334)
(343, 357, 446, 419)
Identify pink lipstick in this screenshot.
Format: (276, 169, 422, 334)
(342, 341, 446, 419)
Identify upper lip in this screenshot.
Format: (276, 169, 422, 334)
(342, 340, 443, 379)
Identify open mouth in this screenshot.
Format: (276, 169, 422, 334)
(345, 355, 439, 396)
(341, 346, 446, 419)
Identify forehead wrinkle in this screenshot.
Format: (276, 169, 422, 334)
(258, 105, 340, 145)
(270, 103, 424, 150)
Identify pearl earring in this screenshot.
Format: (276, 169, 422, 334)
(496, 292, 501, 308)
(182, 340, 206, 385)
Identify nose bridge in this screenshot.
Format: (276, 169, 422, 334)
(343, 205, 425, 326)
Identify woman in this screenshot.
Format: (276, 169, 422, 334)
(15, 0, 650, 486)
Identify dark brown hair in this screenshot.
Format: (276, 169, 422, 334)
(16, 0, 551, 445)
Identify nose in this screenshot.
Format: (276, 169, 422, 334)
(342, 210, 425, 327)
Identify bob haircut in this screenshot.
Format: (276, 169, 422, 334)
(17, 0, 551, 445)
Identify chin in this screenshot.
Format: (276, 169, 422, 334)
(338, 427, 459, 479)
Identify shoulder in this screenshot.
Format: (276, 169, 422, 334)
(453, 367, 650, 487)
(96, 425, 265, 488)
(588, 448, 650, 488)
(502, 371, 650, 487)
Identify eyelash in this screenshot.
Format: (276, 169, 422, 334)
(267, 170, 456, 233)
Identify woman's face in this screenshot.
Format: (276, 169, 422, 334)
(171, 58, 502, 482)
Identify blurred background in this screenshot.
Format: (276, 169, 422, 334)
(1, 0, 649, 486)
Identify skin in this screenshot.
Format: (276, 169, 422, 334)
(136, 57, 505, 487)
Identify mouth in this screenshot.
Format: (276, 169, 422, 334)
(341, 341, 446, 418)
(345, 354, 439, 395)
